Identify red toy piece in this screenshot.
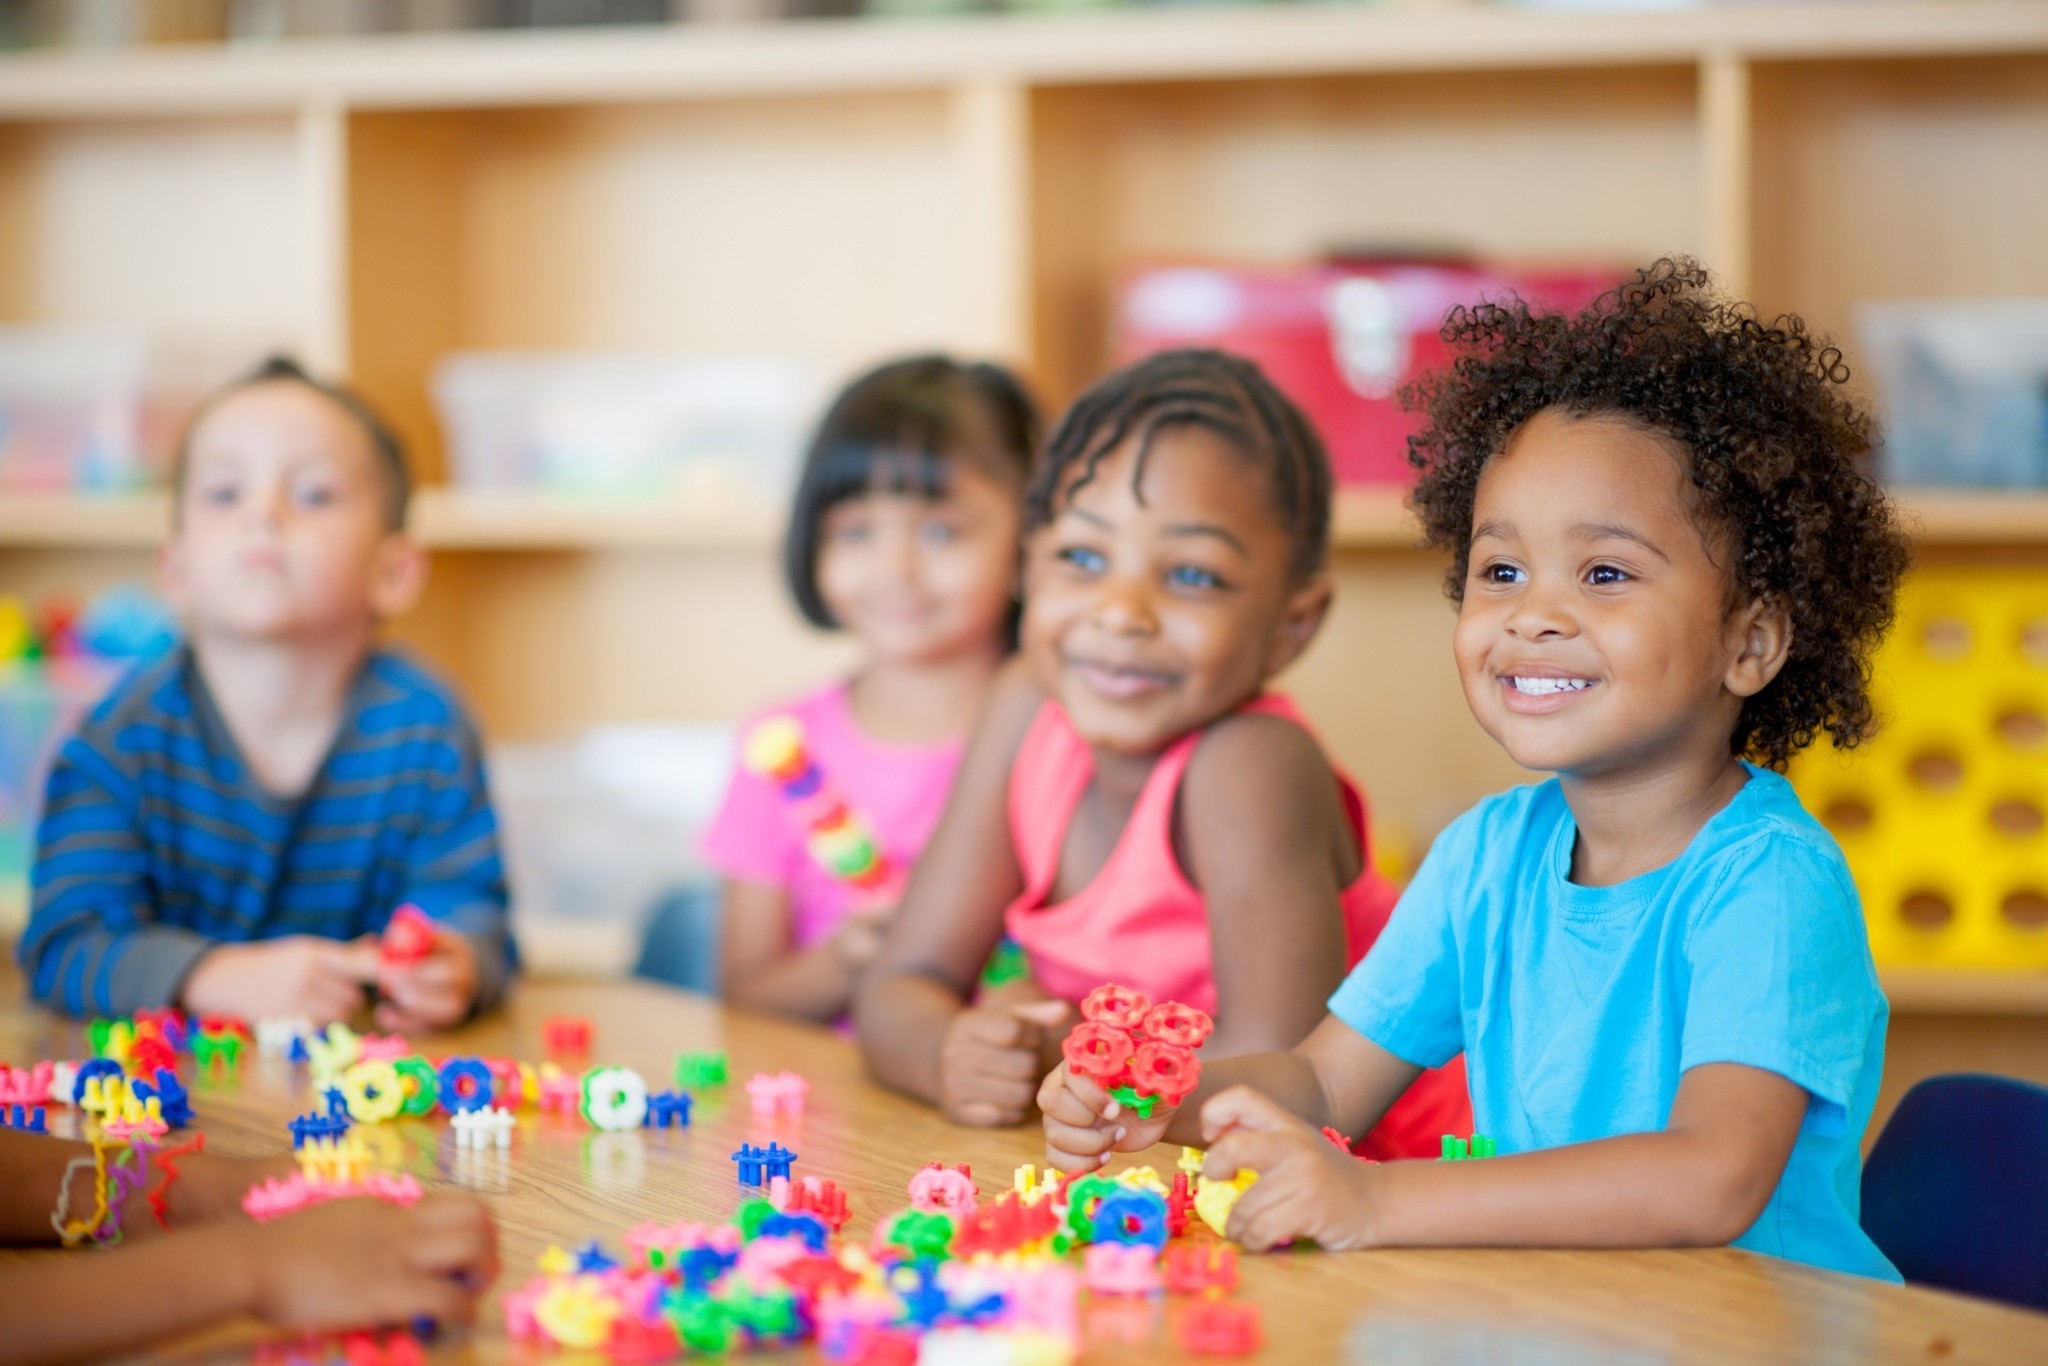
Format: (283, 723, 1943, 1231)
(1065, 982, 1215, 1115)
(604, 1314, 679, 1363)
(129, 1037, 177, 1079)
(196, 1015, 252, 1040)
(381, 905, 436, 964)
(1164, 1245, 1240, 1296)
(1166, 1171, 1195, 1237)
(773, 1175, 852, 1233)
(1129, 1041, 1200, 1106)
(1060, 1023, 1133, 1083)
(1079, 984, 1152, 1031)
(1177, 1300, 1263, 1355)
(542, 1016, 593, 1058)
(1140, 1001, 1215, 1049)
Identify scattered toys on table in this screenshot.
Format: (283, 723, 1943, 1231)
(451, 1105, 516, 1150)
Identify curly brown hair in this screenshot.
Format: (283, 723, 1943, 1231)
(1404, 257, 1912, 770)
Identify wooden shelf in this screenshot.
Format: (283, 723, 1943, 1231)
(6, 486, 2047, 554)
(0, 3, 2043, 120)
(1881, 967, 2048, 1016)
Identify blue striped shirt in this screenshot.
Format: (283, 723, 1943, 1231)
(19, 647, 516, 1017)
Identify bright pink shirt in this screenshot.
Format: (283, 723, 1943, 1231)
(701, 681, 964, 949)
(1003, 692, 1471, 1159)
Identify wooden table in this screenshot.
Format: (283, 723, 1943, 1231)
(4, 967, 2045, 1365)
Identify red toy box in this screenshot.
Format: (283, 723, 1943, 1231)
(1112, 257, 1623, 485)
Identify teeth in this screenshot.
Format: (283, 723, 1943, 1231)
(1508, 677, 1592, 696)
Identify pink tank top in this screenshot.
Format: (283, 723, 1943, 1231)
(1003, 692, 1471, 1160)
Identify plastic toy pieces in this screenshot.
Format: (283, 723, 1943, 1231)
(1177, 1300, 1262, 1356)
(770, 1174, 851, 1233)
(1193, 1170, 1258, 1238)
(298, 1133, 373, 1183)
(0, 1104, 46, 1132)
(100, 1090, 168, 1141)
(244, 1169, 422, 1223)
(1061, 985, 1214, 1119)
(380, 903, 437, 965)
(731, 1142, 797, 1187)
(304, 1023, 362, 1085)
(744, 716, 901, 901)
(254, 1015, 313, 1058)
(341, 1060, 405, 1124)
(537, 1065, 583, 1117)
(290, 1110, 350, 1149)
(134, 1070, 192, 1129)
(1090, 1188, 1169, 1251)
(746, 1070, 809, 1118)
(674, 1051, 729, 1090)
(70, 1058, 122, 1106)
(1440, 1134, 1497, 1161)
(952, 1192, 1060, 1258)
(907, 1163, 977, 1216)
(452, 1105, 515, 1150)
(0, 1062, 55, 1107)
(582, 1066, 650, 1132)
(645, 1090, 693, 1129)
(78, 1071, 134, 1117)
(542, 1015, 593, 1058)
(1084, 1243, 1162, 1297)
(437, 1057, 495, 1115)
(191, 1027, 243, 1074)
(1164, 1245, 1240, 1296)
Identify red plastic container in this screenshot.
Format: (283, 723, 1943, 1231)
(1112, 258, 1623, 485)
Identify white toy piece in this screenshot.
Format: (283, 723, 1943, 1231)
(452, 1104, 516, 1150)
(255, 1015, 313, 1058)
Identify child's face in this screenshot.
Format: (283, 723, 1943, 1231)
(164, 382, 420, 644)
(1023, 426, 1328, 756)
(1454, 407, 1783, 781)
(815, 457, 1021, 667)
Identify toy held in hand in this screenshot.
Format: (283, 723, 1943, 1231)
(381, 904, 437, 965)
(1060, 984, 1214, 1119)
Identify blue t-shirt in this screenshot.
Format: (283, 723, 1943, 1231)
(1329, 766, 1897, 1281)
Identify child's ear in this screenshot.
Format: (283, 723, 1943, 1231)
(157, 537, 193, 620)
(369, 533, 428, 621)
(1724, 596, 1792, 699)
(1265, 574, 1333, 677)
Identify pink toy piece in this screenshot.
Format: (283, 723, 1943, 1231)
(906, 1162, 978, 1216)
(538, 1070, 583, 1116)
(502, 1275, 547, 1341)
(1177, 1299, 1262, 1355)
(356, 1034, 409, 1062)
(241, 1170, 424, 1223)
(745, 1070, 809, 1118)
(102, 1112, 169, 1142)
(380, 904, 437, 965)
(0, 1062, 54, 1107)
(1084, 1242, 1163, 1297)
(998, 1264, 1082, 1339)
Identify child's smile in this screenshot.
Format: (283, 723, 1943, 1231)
(1455, 407, 1775, 786)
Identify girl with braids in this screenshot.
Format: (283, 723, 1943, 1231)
(1040, 261, 1911, 1280)
(857, 348, 1470, 1158)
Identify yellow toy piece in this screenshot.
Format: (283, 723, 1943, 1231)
(340, 1059, 405, 1124)
(0, 597, 32, 662)
(298, 1133, 371, 1183)
(1177, 1146, 1206, 1179)
(742, 716, 807, 781)
(1790, 568, 2048, 969)
(537, 1244, 576, 1276)
(305, 1023, 362, 1086)
(1113, 1165, 1169, 1195)
(1193, 1169, 1259, 1238)
(79, 1073, 133, 1117)
(534, 1278, 618, 1350)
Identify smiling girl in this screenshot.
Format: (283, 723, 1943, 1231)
(855, 349, 1469, 1156)
(1038, 260, 1913, 1281)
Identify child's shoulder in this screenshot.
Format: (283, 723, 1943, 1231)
(1686, 766, 1857, 901)
(358, 649, 480, 738)
(75, 649, 197, 745)
(1184, 702, 1334, 793)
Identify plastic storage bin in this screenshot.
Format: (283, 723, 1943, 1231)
(0, 329, 150, 493)
(432, 353, 828, 505)
(1857, 300, 2048, 488)
(1111, 258, 1622, 485)
(0, 659, 124, 897)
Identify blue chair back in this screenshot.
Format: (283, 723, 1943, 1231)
(1861, 1073, 2048, 1311)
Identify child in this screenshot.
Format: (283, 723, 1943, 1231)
(0, 1127, 497, 1362)
(856, 349, 1469, 1154)
(17, 357, 515, 1031)
(700, 356, 1038, 1022)
(1040, 260, 1913, 1281)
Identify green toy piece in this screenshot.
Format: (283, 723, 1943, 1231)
(674, 1051, 729, 1090)
(192, 1028, 243, 1073)
(1106, 1084, 1160, 1120)
(1439, 1133, 1496, 1161)
(879, 1209, 954, 1260)
(393, 1056, 440, 1116)
(977, 936, 1029, 989)
(662, 1293, 734, 1354)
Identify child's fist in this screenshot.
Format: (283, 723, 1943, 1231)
(937, 999, 1074, 1128)
(179, 937, 378, 1025)
(240, 1194, 499, 1332)
(1038, 1060, 1177, 1174)
(1199, 1086, 1382, 1253)
(374, 922, 479, 1033)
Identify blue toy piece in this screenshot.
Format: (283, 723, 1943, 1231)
(323, 1086, 349, 1120)
(286, 1035, 311, 1064)
(436, 1057, 494, 1114)
(1, 1104, 47, 1132)
(134, 1069, 192, 1129)
(71, 1058, 122, 1106)
(891, 1259, 950, 1328)
(645, 1090, 693, 1129)
(676, 1246, 736, 1294)
(761, 1141, 797, 1182)
(1091, 1188, 1170, 1250)
(289, 1110, 350, 1148)
(573, 1241, 618, 1274)
(757, 1211, 828, 1254)
(731, 1144, 769, 1186)
(1862, 1073, 2048, 1312)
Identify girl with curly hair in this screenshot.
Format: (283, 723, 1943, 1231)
(1040, 259, 1912, 1280)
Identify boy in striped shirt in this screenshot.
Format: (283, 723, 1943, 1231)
(19, 358, 515, 1028)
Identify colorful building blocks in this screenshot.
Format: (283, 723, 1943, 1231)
(0, 1104, 46, 1132)
(436, 1057, 495, 1114)
(341, 1060, 405, 1124)
(1439, 1134, 1497, 1161)
(907, 1163, 978, 1216)
(380, 904, 437, 965)
(744, 716, 902, 904)
(674, 1051, 729, 1090)
(289, 1110, 350, 1149)
(1084, 1243, 1163, 1296)
(644, 1090, 693, 1129)
(746, 1069, 809, 1118)
(1059, 984, 1213, 1120)
(731, 1142, 798, 1187)
(452, 1105, 515, 1150)
(581, 1066, 650, 1132)
(191, 1027, 243, 1074)
(1091, 1188, 1170, 1250)
(134, 1069, 191, 1129)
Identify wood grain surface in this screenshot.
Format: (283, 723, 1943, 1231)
(3, 966, 2045, 1364)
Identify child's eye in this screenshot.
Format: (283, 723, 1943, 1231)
(917, 520, 961, 547)
(294, 484, 336, 509)
(829, 519, 872, 545)
(1587, 564, 1631, 586)
(200, 484, 238, 508)
(1477, 561, 1525, 585)
(1055, 545, 1106, 574)
(1166, 565, 1223, 591)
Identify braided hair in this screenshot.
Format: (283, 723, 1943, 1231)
(1025, 349, 1333, 581)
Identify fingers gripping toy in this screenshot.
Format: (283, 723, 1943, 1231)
(1060, 985, 1214, 1119)
(743, 717, 902, 905)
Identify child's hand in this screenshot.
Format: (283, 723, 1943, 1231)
(1199, 1085, 1382, 1253)
(374, 925, 479, 1033)
(1038, 1060, 1177, 1174)
(142, 1150, 298, 1235)
(240, 1194, 499, 1333)
(937, 999, 1075, 1127)
(180, 937, 378, 1024)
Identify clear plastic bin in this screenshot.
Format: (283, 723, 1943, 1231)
(0, 659, 125, 909)
(1858, 300, 2048, 488)
(432, 352, 828, 506)
(0, 329, 150, 492)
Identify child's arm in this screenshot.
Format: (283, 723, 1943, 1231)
(721, 879, 885, 1023)
(377, 719, 515, 1032)
(1178, 713, 1365, 1057)
(0, 1194, 497, 1366)
(855, 662, 1061, 1125)
(0, 1129, 292, 1245)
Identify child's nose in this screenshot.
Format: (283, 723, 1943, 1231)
(242, 486, 287, 529)
(1504, 579, 1575, 640)
(1089, 577, 1159, 636)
